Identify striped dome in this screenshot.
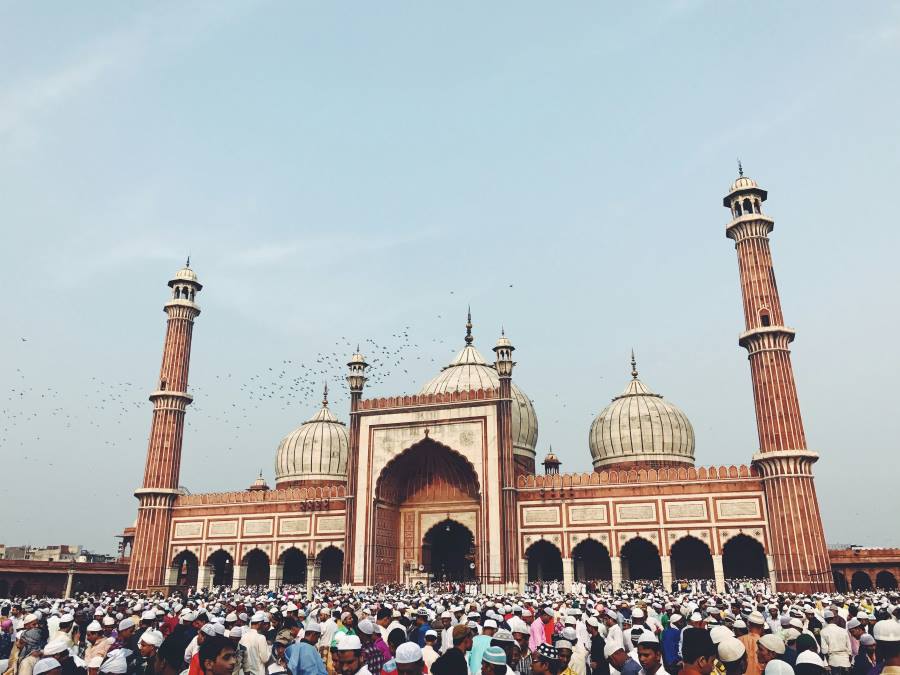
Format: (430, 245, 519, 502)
(589, 360, 694, 470)
(275, 390, 348, 486)
(420, 342, 538, 459)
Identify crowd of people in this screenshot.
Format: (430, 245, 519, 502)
(0, 578, 898, 675)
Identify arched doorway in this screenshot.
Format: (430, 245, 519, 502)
(526, 540, 563, 581)
(621, 537, 661, 581)
(670, 537, 714, 579)
(423, 519, 475, 581)
(722, 535, 768, 579)
(374, 438, 481, 585)
(318, 546, 343, 584)
(10, 580, 27, 597)
(851, 571, 872, 591)
(0, 580, 7, 597)
(244, 549, 270, 586)
(172, 550, 199, 588)
(208, 550, 234, 587)
(833, 572, 848, 592)
(281, 548, 307, 585)
(572, 538, 612, 582)
(876, 571, 898, 590)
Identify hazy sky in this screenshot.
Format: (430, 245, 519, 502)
(2, 2, 898, 554)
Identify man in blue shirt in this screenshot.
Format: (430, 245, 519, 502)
(285, 622, 325, 675)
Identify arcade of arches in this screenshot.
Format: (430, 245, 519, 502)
(192, 546, 342, 590)
(374, 439, 481, 585)
(523, 533, 770, 591)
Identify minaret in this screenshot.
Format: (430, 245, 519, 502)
(724, 171, 832, 592)
(127, 261, 202, 590)
(542, 447, 561, 475)
(493, 327, 519, 590)
(343, 347, 368, 586)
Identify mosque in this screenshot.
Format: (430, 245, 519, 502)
(124, 172, 836, 595)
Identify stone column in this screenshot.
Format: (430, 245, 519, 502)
(712, 555, 725, 593)
(660, 555, 673, 591)
(270, 563, 284, 591)
(518, 559, 527, 593)
(766, 555, 777, 592)
(64, 568, 74, 599)
(232, 564, 247, 589)
(165, 566, 179, 585)
(197, 565, 211, 591)
(611, 556, 623, 590)
(562, 557, 573, 593)
(306, 559, 316, 599)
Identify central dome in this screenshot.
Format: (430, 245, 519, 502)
(275, 386, 349, 487)
(589, 355, 694, 470)
(419, 314, 538, 459)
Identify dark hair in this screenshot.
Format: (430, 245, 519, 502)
(157, 637, 186, 669)
(388, 628, 407, 650)
(199, 635, 233, 668)
(682, 628, 715, 663)
(282, 618, 299, 630)
(638, 641, 662, 654)
(878, 641, 900, 661)
(377, 608, 392, 621)
(490, 665, 507, 675)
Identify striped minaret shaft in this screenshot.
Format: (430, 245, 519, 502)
(493, 329, 519, 589)
(127, 263, 202, 590)
(344, 349, 368, 586)
(724, 174, 833, 592)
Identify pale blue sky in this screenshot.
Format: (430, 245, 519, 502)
(1, 2, 899, 554)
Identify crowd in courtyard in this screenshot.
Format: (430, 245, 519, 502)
(1, 577, 899, 675)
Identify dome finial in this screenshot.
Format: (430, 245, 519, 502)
(185, 254, 191, 268)
(322, 381, 329, 407)
(631, 349, 638, 380)
(737, 158, 743, 177)
(465, 306, 474, 345)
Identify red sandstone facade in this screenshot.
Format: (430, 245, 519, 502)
(125, 174, 850, 594)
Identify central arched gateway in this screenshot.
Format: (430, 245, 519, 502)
(373, 438, 481, 584)
(423, 519, 475, 580)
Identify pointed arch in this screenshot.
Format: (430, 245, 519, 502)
(620, 536, 661, 580)
(422, 519, 475, 581)
(851, 571, 872, 591)
(279, 547, 307, 584)
(670, 536, 714, 579)
(317, 546, 343, 584)
(206, 549, 234, 587)
(876, 571, 897, 590)
(525, 539, 563, 581)
(375, 437, 480, 504)
(571, 538, 612, 581)
(172, 549, 199, 588)
(243, 548, 270, 586)
(722, 534, 767, 579)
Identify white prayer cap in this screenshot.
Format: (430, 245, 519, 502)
(732, 619, 747, 629)
(250, 612, 267, 624)
(94, 609, 105, 617)
(140, 611, 156, 622)
(875, 619, 900, 642)
(357, 619, 375, 636)
(200, 624, 217, 637)
(796, 651, 825, 667)
(710, 626, 734, 644)
(336, 634, 362, 651)
(395, 643, 423, 664)
(86, 621, 102, 633)
(139, 630, 163, 648)
(562, 627, 577, 641)
(305, 621, 322, 634)
(100, 650, 128, 674)
(689, 612, 703, 622)
(764, 661, 794, 675)
(23, 614, 38, 625)
(102, 617, 115, 627)
(43, 640, 69, 656)
(484, 619, 497, 629)
(668, 613, 682, 624)
(747, 611, 766, 626)
(118, 619, 135, 632)
(784, 628, 800, 642)
(586, 617, 600, 628)
(425, 630, 437, 638)
(603, 640, 625, 659)
(59, 614, 74, 623)
(637, 631, 659, 645)
(758, 634, 786, 655)
(823, 610, 834, 619)
(213, 624, 225, 636)
(717, 637, 745, 663)
(847, 618, 861, 630)
(631, 608, 644, 619)
(286, 603, 298, 612)
(33, 659, 60, 675)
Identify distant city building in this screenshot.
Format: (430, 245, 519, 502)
(121, 174, 894, 594)
(0, 544, 115, 563)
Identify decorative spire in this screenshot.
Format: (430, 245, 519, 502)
(631, 349, 639, 380)
(185, 254, 191, 268)
(737, 158, 743, 177)
(465, 306, 474, 345)
(322, 382, 329, 407)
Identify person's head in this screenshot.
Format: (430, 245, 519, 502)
(155, 636, 185, 675)
(490, 631, 516, 665)
(86, 621, 103, 645)
(859, 633, 876, 657)
(682, 628, 717, 675)
(637, 637, 662, 674)
(717, 638, 747, 675)
(848, 619, 864, 640)
(424, 631, 437, 648)
(388, 627, 407, 655)
(336, 635, 364, 675)
(452, 624, 473, 653)
(395, 643, 425, 675)
(139, 630, 163, 658)
(556, 641, 573, 667)
(605, 645, 628, 670)
(198, 636, 236, 675)
(482, 620, 497, 637)
(117, 619, 136, 641)
(747, 612, 766, 636)
(757, 635, 785, 667)
(481, 647, 508, 675)
(534, 644, 562, 675)
(540, 608, 553, 625)
(33, 658, 61, 675)
(376, 608, 392, 628)
(303, 622, 322, 645)
(874, 619, 900, 665)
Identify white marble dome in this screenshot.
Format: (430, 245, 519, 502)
(275, 389, 349, 486)
(420, 323, 538, 459)
(589, 360, 694, 470)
